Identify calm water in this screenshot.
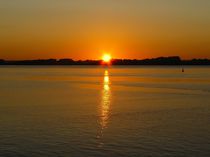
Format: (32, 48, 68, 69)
(0, 66, 210, 157)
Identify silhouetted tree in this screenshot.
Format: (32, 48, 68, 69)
(0, 59, 5, 65)
(58, 59, 74, 65)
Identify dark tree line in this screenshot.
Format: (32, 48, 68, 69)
(0, 56, 210, 65)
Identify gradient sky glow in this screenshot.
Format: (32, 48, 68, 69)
(0, 0, 210, 60)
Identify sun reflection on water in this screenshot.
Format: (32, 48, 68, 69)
(101, 70, 111, 129)
(97, 70, 111, 146)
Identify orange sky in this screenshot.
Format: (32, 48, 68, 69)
(0, 0, 210, 60)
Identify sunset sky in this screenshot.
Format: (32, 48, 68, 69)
(0, 0, 210, 60)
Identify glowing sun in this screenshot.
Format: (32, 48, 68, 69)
(102, 54, 112, 63)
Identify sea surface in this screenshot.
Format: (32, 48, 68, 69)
(0, 66, 210, 157)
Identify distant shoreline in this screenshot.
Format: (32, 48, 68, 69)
(1, 56, 210, 65)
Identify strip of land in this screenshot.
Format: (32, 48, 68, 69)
(0, 56, 210, 65)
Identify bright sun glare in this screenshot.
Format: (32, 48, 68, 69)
(102, 54, 112, 63)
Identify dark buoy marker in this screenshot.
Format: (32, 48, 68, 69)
(182, 68, 184, 72)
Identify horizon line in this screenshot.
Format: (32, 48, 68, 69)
(1, 56, 210, 61)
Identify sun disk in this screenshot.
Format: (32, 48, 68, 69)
(102, 54, 112, 63)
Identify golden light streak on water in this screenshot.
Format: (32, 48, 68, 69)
(97, 70, 111, 146)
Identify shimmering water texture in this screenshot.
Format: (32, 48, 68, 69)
(0, 66, 210, 157)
